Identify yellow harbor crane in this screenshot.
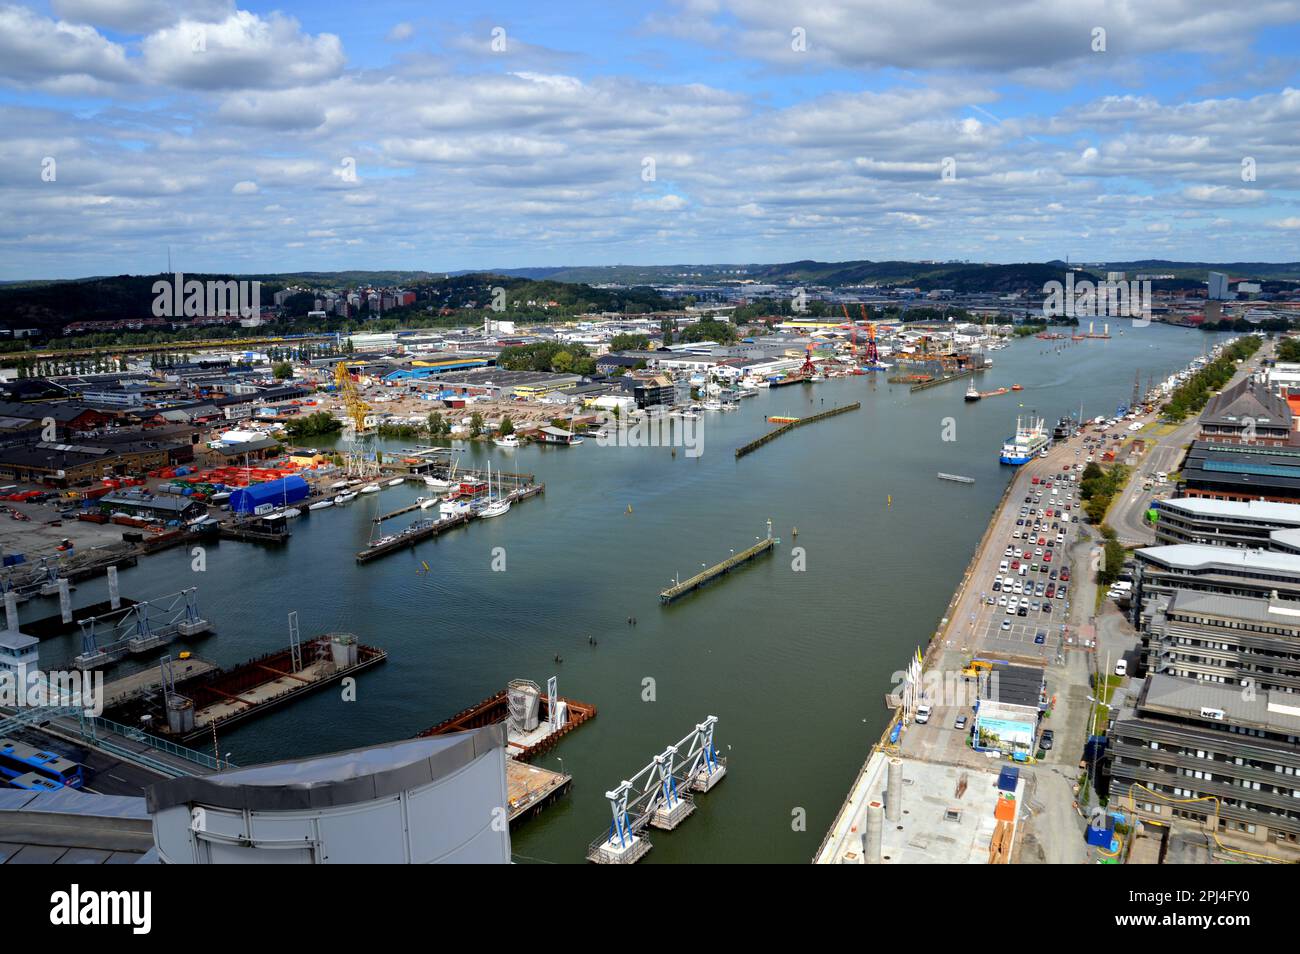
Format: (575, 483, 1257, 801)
(334, 361, 371, 435)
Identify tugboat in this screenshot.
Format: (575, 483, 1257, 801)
(964, 383, 982, 402)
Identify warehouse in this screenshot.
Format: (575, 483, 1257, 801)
(229, 475, 309, 514)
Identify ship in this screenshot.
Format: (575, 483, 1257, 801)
(1052, 417, 1076, 441)
(964, 383, 981, 402)
(999, 416, 1050, 466)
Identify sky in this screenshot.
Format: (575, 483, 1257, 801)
(3, 0, 1300, 279)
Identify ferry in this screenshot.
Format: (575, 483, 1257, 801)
(999, 416, 1050, 466)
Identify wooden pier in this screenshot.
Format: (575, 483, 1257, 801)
(355, 483, 545, 563)
(735, 402, 860, 458)
(659, 535, 776, 603)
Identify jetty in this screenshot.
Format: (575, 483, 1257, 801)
(937, 473, 976, 484)
(735, 402, 860, 458)
(355, 483, 544, 563)
(660, 525, 777, 604)
(910, 366, 979, 392)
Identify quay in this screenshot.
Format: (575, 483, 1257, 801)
(420, 677, 593, 826)
(100, 655, 219, 707)
(735, 402, 860, 458)
(355, 483, 545, 563)
(102, 634, 387, 743)
(660, 526, 776, 604)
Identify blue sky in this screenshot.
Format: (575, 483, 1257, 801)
(2, 0, 1300, 278)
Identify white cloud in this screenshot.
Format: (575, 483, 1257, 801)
(231, 180, 257, 194)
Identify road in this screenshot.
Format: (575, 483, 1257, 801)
(1108, 338, 1274, 546)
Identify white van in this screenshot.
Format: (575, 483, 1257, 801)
(1115, 659, 1128, 677)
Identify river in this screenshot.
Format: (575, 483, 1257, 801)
(31, 322, 1228, 863)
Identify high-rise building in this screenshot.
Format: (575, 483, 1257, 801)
(1208, 271, 1232, 300)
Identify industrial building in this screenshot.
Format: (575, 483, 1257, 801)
(1180, 441, 1300, 504)
(1197, 377, 1293, 446)
(1108, 673, 1300, 858)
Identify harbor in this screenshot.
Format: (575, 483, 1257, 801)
(0, 323, 1231, 863)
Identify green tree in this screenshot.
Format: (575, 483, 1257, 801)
(469, 411, 484, 438)
(272, 361, 293, 380)
(426, 411, 447, 436)
(498, 415, 514, 436)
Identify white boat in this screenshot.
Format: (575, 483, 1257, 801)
(419, 497, 439, 510)
(309, 499, 334, 511)
(494, 435, 521, 448)
(424, 475, 452, 489)
(281, 507, 301, 519)
(386, 477, 404, 487)
(478, 499, 511, 518)
(439, 498, 471, 517)
(210, 491, 231, 502)
(334, 492, 358, 504)
(678, 410, 700, 420)
(330, 480, 350, 490)
(360, 483, 381, 494)
(702, 401, 723, 411)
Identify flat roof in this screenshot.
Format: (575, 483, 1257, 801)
(1158, 496, 1300, 526)
(1143, 673, 1300, 734)
(1137, 542, 1300, 574)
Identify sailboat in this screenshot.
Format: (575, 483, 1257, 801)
(478, 461, 511, 518)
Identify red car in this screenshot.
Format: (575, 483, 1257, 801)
(1060, 567, 1070, 581)
(1043, 551, 1053, 562)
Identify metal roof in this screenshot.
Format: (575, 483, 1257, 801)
(147, 724, 504, 813)
(1137, 542, 1300, 574)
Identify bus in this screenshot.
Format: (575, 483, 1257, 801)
(0, 738, 84, 788)
(7, 772, 63, 792)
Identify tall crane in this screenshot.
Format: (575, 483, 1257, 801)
(334, 361, 371, 435)
(859, 305, 880, 365)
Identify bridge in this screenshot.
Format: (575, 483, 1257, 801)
(586, 716, 726, 864)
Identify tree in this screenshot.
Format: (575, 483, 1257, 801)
(426, 411, 447, 436)
(469, 411, 484, 438)
(551, 350, 575, 374)
(272, 361, 293, 380)
(498, 415, 514, 436)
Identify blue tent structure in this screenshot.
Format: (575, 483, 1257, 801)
(229, 475, 309, 514)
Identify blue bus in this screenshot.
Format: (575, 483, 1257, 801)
(7, 771, 63, 792)
(0, 738, 84, 788)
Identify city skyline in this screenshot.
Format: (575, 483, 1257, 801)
(3, 1, 1300, 279)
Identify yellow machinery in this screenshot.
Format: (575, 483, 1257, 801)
(334, 362, 371, 434)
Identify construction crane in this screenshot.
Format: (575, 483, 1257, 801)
(334, 361, 371, 435)
(859, 305, 880, 365)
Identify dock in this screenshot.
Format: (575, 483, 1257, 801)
(418, 681, 595, 762)
(937, 473, 976, 484)
(659, 533, 776, 604)
(218, 522, 290, 544)
(101, 655, 219, 707)
(506, 759, 572, 825)
(355, 483, 545, 563)
(102, 635, 387, 743)
(735, 402, 860, 458)
(909, 366, 979, 392)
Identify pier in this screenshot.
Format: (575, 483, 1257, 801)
(102, 629, 387, 743)
(659, 525, 776, 604)
(735, 402, 860, 458)
(586, 716, 726, 864)
(418, 675, 595, 762)
(355, 483, 544, 563)
(909, 366, 979, 392)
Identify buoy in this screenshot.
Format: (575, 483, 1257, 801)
(626, 504, 633, 514)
